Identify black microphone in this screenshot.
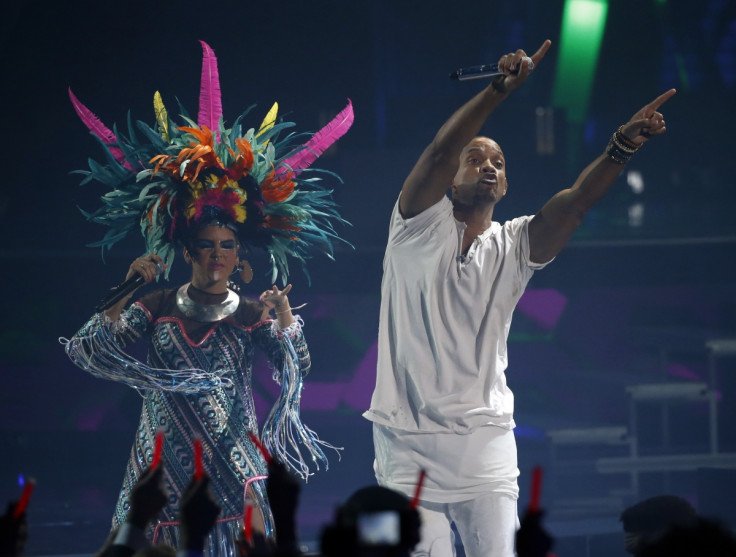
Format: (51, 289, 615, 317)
(449, 58, 534, 81)
(95, 260, 164, 312)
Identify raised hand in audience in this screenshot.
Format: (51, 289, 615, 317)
(179, 475, 221, 554)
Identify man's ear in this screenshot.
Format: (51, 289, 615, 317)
(183, 248, 192, 264)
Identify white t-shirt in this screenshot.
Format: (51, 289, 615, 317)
(363, 195, 549, 434)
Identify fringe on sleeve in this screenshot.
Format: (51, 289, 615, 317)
(60, 312, 232, 394)
(260, 317, 341, 479)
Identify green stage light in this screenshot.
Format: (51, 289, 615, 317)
(551, 0, 609, 124)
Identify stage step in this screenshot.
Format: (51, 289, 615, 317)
(706, 338, 736, 356)
(625, 381, 709, 401)
(547, 426, 630, 446)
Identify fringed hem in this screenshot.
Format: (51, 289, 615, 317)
(154, 518, 247, 557)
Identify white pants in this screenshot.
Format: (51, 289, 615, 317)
(373, 423, 520, 557)
(413, 493, 519, 557)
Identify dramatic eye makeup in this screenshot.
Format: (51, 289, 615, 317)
(193, 240, 215, 250)
(193, 239, 237, 251)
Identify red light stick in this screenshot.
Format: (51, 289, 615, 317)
(528, 466, 543, 512)
(410, 469, 426, 509)
(247, 431, 272, 463)
(194, 438, 203, 480)
(244, 503, 253, 543)
(151, 430, 164, 470)
(13, 478, 36, 519)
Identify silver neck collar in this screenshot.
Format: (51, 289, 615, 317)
(176, 283, 240, 322)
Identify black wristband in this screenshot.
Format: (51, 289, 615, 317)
(491, 77, 508, 94)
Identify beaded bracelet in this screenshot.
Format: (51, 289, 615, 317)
(615, 126, 639, 150)
(606, 126, 641, 165)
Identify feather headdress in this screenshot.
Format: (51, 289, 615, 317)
(70, 40, 353, 283)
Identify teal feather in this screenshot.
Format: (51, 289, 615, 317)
(136, 121, 170, 151)
(178, 114, 199, 129)
(229, 105, 257, 136)
(125, 111, 139, 146)
(175, 97, 192, 121)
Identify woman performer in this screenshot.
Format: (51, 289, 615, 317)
(62, 41, 353, 556)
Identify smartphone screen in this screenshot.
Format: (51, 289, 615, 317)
(357, 510, 401, 546)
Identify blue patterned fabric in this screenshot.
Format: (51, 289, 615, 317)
(64, 289, 313, 556)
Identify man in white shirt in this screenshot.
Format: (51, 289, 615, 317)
(363, 39, 676, 557)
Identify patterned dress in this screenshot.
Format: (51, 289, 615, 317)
(64, 286, 318, 556)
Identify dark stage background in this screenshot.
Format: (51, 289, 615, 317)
(1, 1, 736, 555)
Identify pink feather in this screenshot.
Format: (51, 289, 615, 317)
(68, 87, 133, 170)
(278, 99, 354, 176)
(197, 40, 223, 141)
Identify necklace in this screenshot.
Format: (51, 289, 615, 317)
(176, 283, 240, 322)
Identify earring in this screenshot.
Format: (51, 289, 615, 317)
(227, 280, 241, 293)
(239, 260, 253, 283)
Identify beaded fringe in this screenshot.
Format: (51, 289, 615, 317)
(261, 318, 342, 479)
(60, 313, 231, 393)
(61, 313, 341, 478)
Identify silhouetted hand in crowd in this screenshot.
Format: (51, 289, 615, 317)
(94, 467, 168, 557)
(237, 531, 273, 557)
(128, 467, 168, 531)
(179, 475, 221, 553)
(516, 509, 553, 557)
(267, 459, 300, 554)
(637, 516, 736, 557)
(238, 458, 301, 557)
(132, 544, 176, 556)
(94, 527, 121, 557)
(0, 502, 29, 557)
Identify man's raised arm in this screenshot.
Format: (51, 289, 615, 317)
(399, 40, 552, 219)
(528, 88, 676, 264)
